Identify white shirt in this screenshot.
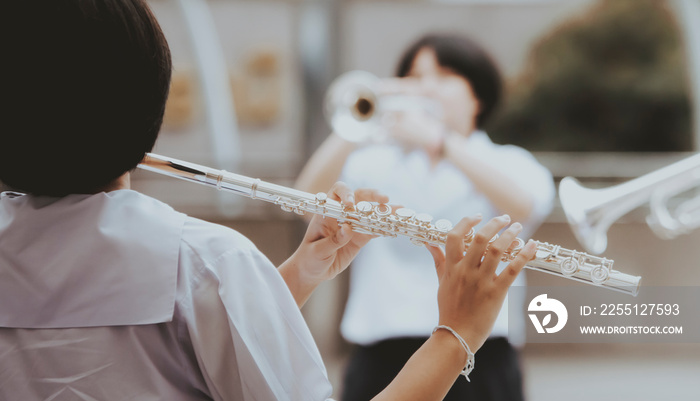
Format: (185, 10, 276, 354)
(339, 131, 554, 346)
(0, 190, 333, 400)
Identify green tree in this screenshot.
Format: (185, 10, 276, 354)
(488, 0, 692, 152)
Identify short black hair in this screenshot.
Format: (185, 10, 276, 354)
(1, 0, 172, 196)
(395, 33, 502, 128)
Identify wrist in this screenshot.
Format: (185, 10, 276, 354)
(432, 325, 476, 381)
(437, 320, 482, 353)
(286, 249, 327, 286)
(440, 131, 464, 161)
(428, 129, 448, 159)
(278, 253, 324, 307)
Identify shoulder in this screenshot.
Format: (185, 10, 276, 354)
(472, 132, 539, 164)
(472, 131, 551, 177)
(113, 191, 256, 260)
(111, 191, 263, 264)
(180, 216, 262, 269)
(471, 132, 555, 213)
(175, 216, 281, 316)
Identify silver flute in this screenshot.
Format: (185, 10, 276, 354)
(138, 153, 642, 296)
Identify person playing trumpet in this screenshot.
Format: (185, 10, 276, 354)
(0, 2, 537, 400)
(297, 33, 555, 401)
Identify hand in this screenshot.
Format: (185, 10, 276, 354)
(377, 78, 446, 157)
(280, 182, 389, 306)
(385, 111, 445, 157)
(297, 182, 389, 282)
(377, 77, 424, 97)
(425, 214, 537, 352)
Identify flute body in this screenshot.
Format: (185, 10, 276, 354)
(138, 153, 641, 296)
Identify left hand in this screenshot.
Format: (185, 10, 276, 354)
(284, 182, 389, 296)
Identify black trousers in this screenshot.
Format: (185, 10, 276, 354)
(341, 337, 524, 401)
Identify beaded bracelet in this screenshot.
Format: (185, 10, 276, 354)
(432, 325, 475, 382)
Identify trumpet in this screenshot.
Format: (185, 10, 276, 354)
(324, 70, 442, 143)
(560, 153, 700, 255)
(138, 153, 641, 296)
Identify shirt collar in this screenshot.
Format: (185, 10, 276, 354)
(0, 190, 185, 328)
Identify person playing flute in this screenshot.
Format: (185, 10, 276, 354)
(0, 2, 536, 400)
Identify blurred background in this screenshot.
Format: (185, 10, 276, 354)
(130, 0, 700, 399)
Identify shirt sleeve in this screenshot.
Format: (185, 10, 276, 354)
(177, 235, 334, 401)
(338, 145, 385, 190)
(491, 144, 555, 231)
(339, 151, 364, 191)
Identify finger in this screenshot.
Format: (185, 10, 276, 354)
(445, 214, 482, 264)
(425, 244, 446, 279)
(328, 181, 355, 206)
(463, 215, 511, 268)
(480, 222, 523, 276)
(384, 111, 406, 131)
(506, 237, 525, 254)
(497, 240, 537, 288)
(310, 223, 353, 260)
(354, 188, 390, 204)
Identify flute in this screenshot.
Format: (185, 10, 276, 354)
(138, 153, 642, 296)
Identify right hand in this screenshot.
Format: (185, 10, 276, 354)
(426, 214, 537, 352)
(377, 77, 446, 157)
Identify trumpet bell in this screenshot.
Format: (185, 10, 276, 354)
(323, 70, 384, 143)
(560, 153, 700, 255)
(323, 70, 443, 143)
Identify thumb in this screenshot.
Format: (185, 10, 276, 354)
(311, 224, 353, 260)
(425, 244, 446, 278)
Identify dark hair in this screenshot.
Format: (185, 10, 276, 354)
(1, 0, 172, 196)
(395, 33, 502, 128)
